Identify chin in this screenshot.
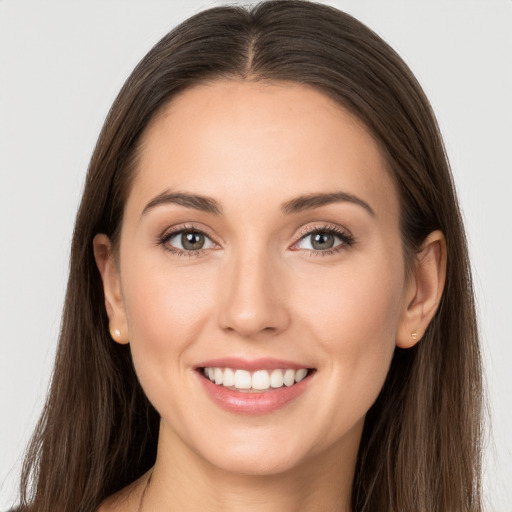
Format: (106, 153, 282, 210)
(204, 445, 308, 477)
(173, 420, 312, 477)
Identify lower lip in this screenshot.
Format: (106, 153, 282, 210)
(197, 372, 313, 415)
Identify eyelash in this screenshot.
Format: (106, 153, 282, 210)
(293, 225, 355, 257)
(158, 224, 217, 258)
(158, 224, 355, 258)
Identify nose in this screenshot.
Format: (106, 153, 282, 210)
(217, 248, 291, 339)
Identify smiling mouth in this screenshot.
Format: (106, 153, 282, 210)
(200, 367, 315, 393)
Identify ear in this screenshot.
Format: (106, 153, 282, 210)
(396, 230, 447, 349)
(93, 234, 129, 344)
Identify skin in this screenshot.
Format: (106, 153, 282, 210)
(95, 80, 446, 512)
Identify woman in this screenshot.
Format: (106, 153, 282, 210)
(15, 1, 483, 511)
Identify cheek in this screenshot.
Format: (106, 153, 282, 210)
(298, 253, 404, 342)
(122, 257, 214, 343)
(119, 255, 216, 399)
(294, 255, 404, 421)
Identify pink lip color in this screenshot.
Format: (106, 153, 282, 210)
(196, 357, 309, 372)
(195, 358, 314, 415)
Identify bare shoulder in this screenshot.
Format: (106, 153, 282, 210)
(97, 472, 150, 512)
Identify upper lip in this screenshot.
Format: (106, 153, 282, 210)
(195, 357, 314, 372)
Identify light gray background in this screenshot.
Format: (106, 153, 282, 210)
(1, 1, 511, 510)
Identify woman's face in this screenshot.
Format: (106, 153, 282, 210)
(106, 80, 415, 476)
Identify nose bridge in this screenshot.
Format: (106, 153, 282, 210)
(218, 240, 289, 338)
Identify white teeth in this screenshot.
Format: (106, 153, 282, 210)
(203, 367, 310, 390)
(270, 369, 284, 388)
(295, 368, 308, 383)
(283, 369, 295, 387)
(234, 369, 252, 389)
(223, 367, 235, 387)
(214, 367, 223, 385)
(252, 370, 270, 390)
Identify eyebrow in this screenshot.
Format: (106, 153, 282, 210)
(141, 190, 375, 218)
(141, 191, 223, 217)
(281, 191, 375, 216)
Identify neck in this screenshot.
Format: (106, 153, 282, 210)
(142, 420, 361, 512)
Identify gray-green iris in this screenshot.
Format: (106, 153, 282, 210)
(182, 232, 205, 250)
(311, 232, 335, 250)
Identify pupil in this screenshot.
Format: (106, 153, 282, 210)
(312, 232, 334, 250)
(182, 232, 204, 250)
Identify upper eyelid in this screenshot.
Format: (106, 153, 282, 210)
(159, 226, 219, 256)
(290, 224, 355, 252)
(294, 223, 352, 240)
(160, 223, 219, 243)
(160, 223, 351, 243)
(159, 222, 352, 248)
(298, 225, 344, 235)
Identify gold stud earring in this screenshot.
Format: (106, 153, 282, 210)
(411, 332, 418, 341)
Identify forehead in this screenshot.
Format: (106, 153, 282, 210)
(127, 80, 398, 222)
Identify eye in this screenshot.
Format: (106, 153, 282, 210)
(163, 229, 216, 252)
(294, 227, 354, 253)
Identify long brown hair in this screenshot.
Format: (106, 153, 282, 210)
(19, 2, 483, 511)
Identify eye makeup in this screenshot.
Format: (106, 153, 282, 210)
(157, 220, 356, 259)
